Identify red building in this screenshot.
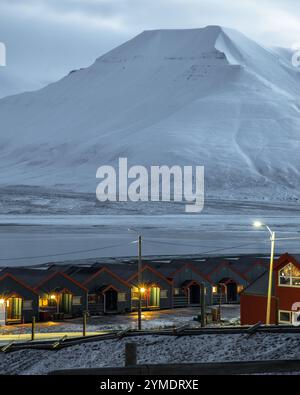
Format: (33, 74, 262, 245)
(241, 253, 300, 325)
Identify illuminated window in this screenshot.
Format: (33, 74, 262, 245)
(279, 263, 300, 287)
(237, 285, 244, 294)
(212, 286, 218, 294)
(118, 292, 126, 302)
(174, 288, 180, 296)
(160, 290, 168, 299)
(39, 298, 49, 307)
(131, 287, 139, 300)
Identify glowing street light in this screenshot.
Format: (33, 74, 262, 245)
(253, 221, 275, 325)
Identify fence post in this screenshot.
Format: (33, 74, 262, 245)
(200, 283, 206, 328)
(83, 311, 87, 337)
(125, 342, 137, 367)
(31, 316, 36, 341)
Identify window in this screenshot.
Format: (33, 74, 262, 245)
(88, 294, 97, 304)
(72, 296, 82, 305)
(160, 290, 168, 299)
(131, 287, 139, 300)
(23, 300, 33, 310)
(174, 288, 180, 296)
(212, 286, 218, 294)
(237, 285, 244, 294)
(118, 292, 126, 302)
(279, 311, 292, 324)
(39, 298, 49, 307)
(279, 263, 300, 287)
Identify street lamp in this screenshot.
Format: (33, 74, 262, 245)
(128, 228, 143, 330)
(253, 221, 276, 325)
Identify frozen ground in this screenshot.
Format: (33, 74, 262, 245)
(0, 306, 240, 338)
(0, 208, 299, 266)
(0, 332, 299, 375)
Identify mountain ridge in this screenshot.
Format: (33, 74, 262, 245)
(0, 26, 299, 205)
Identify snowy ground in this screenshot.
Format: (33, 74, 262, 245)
(0, 306, 240, 338)
(0, 332, 300, 375)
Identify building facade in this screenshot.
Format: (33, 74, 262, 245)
(240, 254, 300, 325)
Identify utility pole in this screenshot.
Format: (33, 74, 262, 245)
(138, 235, 142, 330)
(253, 222, 276, 325)
(200, 283, 206, 328)
(266, 230, 275, 325)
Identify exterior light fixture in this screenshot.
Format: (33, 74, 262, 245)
(253, 221, 275, 325)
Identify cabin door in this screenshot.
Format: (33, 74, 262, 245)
(60, 293, 73, 314)
(227, 282, 237, 302)
(6, 297, 22, 322)
(105, 289, 118, 312)
(189, 284, 200, 304)
(149, 287, 160, 308)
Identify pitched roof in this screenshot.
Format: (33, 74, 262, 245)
(241, 270, 274, 296)
(0, 267, 54, 287)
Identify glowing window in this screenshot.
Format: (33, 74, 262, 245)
(279, 263, 300, 287)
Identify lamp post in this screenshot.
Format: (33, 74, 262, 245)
(253, 221, 275, 325)
(128, 228, 143, 330)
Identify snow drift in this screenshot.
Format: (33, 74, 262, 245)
(0, 26, 300, 203)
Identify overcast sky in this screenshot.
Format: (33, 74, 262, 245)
(1, 0, 300, 93)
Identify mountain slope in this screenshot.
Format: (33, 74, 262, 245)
(0, 26, 300, 202)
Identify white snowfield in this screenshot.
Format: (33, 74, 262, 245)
(0, 26, 300, 201)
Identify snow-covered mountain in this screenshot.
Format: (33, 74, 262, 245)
(0, 26, 300, 204)
(0, 68, 43, 99)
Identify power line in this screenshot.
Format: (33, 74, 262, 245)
(144, 239, 271, 255)
(0, 242, 131, 262)
(144, 238, 215, 249)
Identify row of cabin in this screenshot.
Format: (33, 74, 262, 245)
(0, 255, 270, 324)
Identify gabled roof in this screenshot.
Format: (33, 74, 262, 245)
(83, 266, 131, 288)
(0, 267, 53, 287)
(274, 253, 300, 271)
(34, 271, 88, 292)
(127, 264, 173, 285)
(203, 260, 249, 281)
(0, 273, 39, 295)
(241, 270, 274, 297)
(169, 262, 214, 284)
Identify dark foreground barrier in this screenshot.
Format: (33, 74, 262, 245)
(49, 359, 300, 376)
